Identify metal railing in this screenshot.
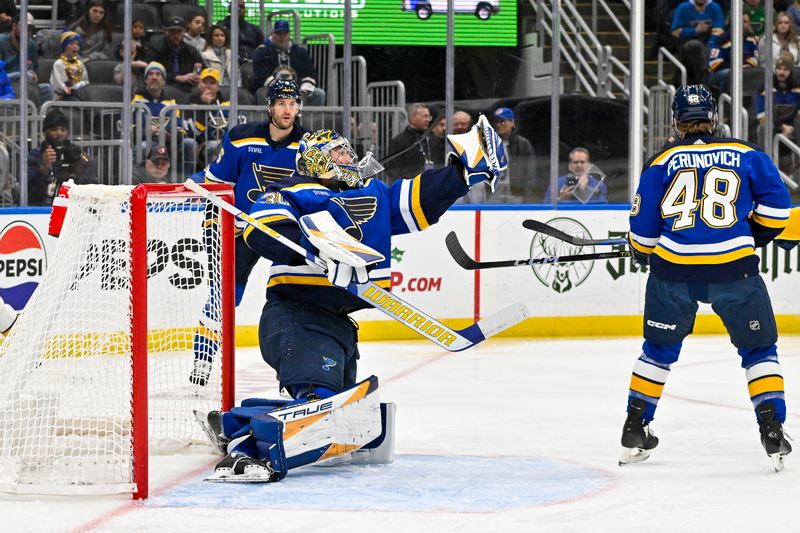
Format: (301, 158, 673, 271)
(657, 47, 687, 87)
(646, 84, 675, 158)
(303, 34, 337, 107)
(773, 133, 800, 189)
(717, 93, 749, 141)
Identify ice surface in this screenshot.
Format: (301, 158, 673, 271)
(3, 335, 800, 532)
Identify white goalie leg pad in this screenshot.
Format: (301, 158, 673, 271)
(351, 402, 396, 465)
(268, 375, 384, 470)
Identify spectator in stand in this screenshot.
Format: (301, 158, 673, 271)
(0, 0, 16, 33)
(26, 109, 96, 206)
(146, 16, 206, 94)
(221, 0, 263, 62)
(707, 14, 759, 95)
(671, 0, 725, 85)
(114, 39, 148, 88)
(185, 67, 237, 167)
(759, 12, 800, 67)
(201, 24, 235, 86)
(0, 60, 15, 99)
(789, 0, 800, 30)
(453, 110, 472, 134)
(183, 14, 206, 55)
(252, 20, 325, 105)
(132, 145, 171, 184)
(429, 115, 446, 166)
(490, 107, 535, 202)
(543, 147, 607, 204)
(743, 0, 766, 37)
(132, 62, 198, 179)
(51, 32, 90, 101)
(756, 54, 800, 147)
(68, 0, 113, 61)
(0, 14, 53, 103)
(385, 103, 433, 183)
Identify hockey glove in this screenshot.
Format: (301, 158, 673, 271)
(446, 114, 508, 192)
(318, 250, 369, 288)
(632, 248, 649, 266)
(775, 239, 799, 251)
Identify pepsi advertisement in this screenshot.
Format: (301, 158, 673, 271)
(212, 0, 517, 46)
(0, 219, 48, 312)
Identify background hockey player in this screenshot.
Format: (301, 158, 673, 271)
(201, 119, 507, 481)
(189, 79, 307, 386)
(621, 84, 792, 471)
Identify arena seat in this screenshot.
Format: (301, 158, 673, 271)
(85, 60, 120, 85)
(118, 3, 161, 31)
(80, 84, 124, 103)
(219, 86, 254, 106)
(161, 3, 206, 26)
(37, 59, 56, 85)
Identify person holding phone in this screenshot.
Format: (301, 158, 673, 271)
(542, 147, 607, 204)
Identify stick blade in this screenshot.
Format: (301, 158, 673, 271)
(445, 231, 479, 270)
(476, 302, 528, 339)
(522, 219, 574, 242)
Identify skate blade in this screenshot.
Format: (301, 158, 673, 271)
(204, 472, 273, 483)
(770, 453, 787, 472)
(619, 446, 652, 466)
(193, 410, 227, 455)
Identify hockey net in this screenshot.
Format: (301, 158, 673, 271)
(0, 183, 235, 498)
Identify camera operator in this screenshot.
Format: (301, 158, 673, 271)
(25, 109, 96, 205)
(543, 147, 607, 204)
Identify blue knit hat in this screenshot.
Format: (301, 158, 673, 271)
(144, 61, 167, 79)
(60, 31, 81, 51)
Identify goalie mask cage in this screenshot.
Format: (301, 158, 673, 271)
(0, 183, 235, 499)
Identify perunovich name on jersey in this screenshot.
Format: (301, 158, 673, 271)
(666, 150, 741, 175)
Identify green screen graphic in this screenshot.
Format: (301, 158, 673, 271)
(212, 0, 517, 46)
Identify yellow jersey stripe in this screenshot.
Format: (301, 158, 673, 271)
(630, 240, 655, 254)
(231, 137, 268, 147)
(630, 375, 665, 398)
(752, 213, 789, 229)
(653, 246, 754, 264)
(748, 375, 784, 398)
(410, 177, 430, 231)
(777, 207, 800, 240)
(650, 142, 753, 166)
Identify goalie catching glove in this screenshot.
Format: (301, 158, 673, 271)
(446, 114, 508, 192)
(300, 211, 385, 288)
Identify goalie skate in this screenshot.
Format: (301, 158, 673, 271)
(193, 410, 229, 455)
(205, 452, 275, 483)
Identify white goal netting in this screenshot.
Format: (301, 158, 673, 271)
(0, 184, 232, 496)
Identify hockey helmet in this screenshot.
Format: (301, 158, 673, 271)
(672, 84, 717, 126)
(297, 129, 383, 188)
(267, 79, 302, 106)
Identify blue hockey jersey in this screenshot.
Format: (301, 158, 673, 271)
(629, 134, 791, 281)
(205, 121, 306, 232)
(244, 166, 469, 313)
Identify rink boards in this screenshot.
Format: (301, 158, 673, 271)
(3, 206, 800, 343)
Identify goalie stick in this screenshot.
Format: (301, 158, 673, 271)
(446, 231, 631, 270)
(522, 219, 629, 247)
(184, 180, 528, 352)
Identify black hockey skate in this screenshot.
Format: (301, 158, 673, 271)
(205, 452, 276, 483)
(619, 399, 659, 466)
(757, 402, 792, 472)
(189, 359, 213, 386)
(193, 410, 229, 455)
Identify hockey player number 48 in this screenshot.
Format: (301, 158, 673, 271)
(659, 168, 740, 230)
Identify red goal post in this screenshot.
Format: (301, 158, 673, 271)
(0, 183, 235, 499)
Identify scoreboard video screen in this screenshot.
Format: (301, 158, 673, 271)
(212, 0, 517, 46)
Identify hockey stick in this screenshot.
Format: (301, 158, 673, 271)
(446, 231, 630, 270)
(184, 180, 528, 352)
(522, 219, 629, 247)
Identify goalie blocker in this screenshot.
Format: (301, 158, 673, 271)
(200, 375, 396, 482)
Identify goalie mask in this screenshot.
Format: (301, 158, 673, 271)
(297, 130, 384, 188)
